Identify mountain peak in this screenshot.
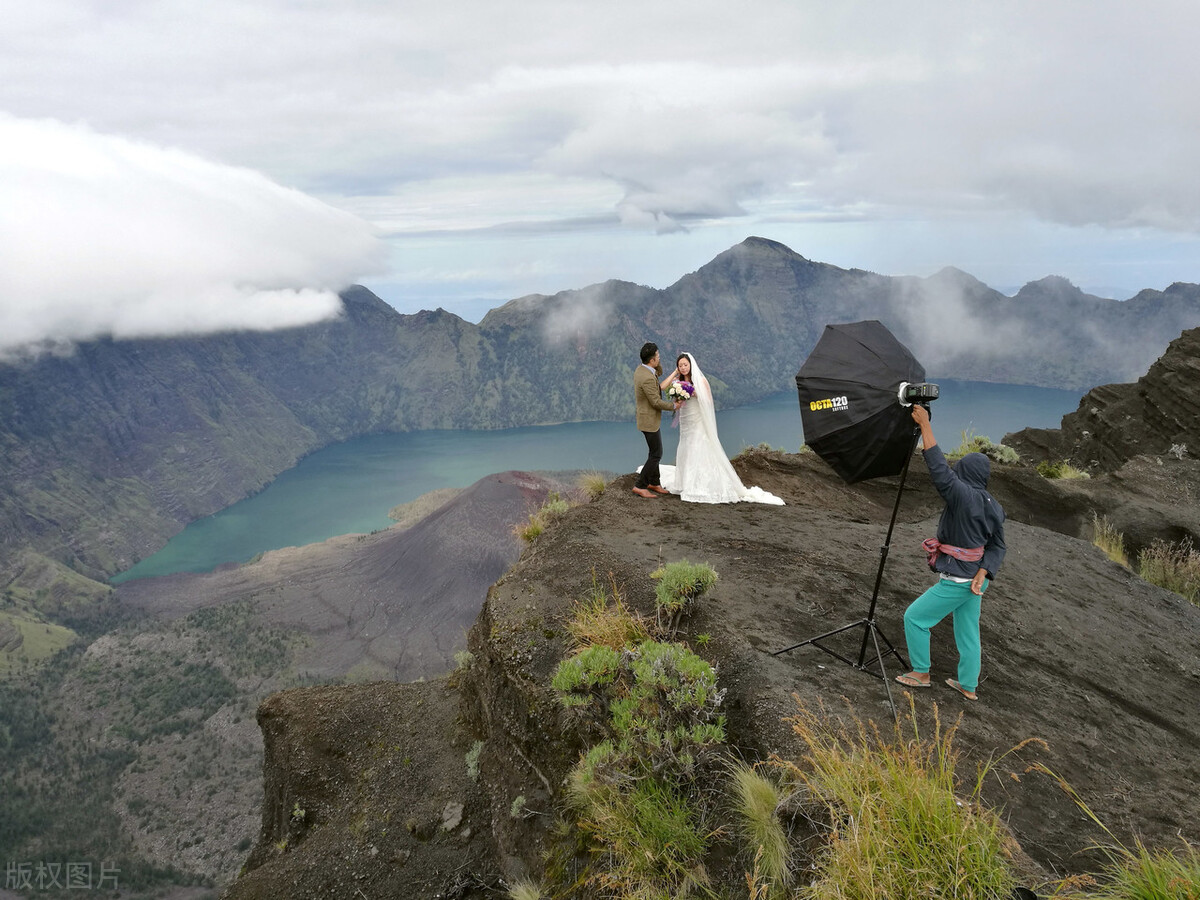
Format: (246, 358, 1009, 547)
(1015, 274, 1084, 299)
(738, 235, 801, 256)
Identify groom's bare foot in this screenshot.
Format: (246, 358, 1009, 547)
(631, 487, 657, 498)
(648, 485, 670, 495)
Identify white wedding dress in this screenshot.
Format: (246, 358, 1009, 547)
(658, 354, 784, 505)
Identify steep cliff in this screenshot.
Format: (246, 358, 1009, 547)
(225, 447, 1200, 897)
(1007, 325, 1200, 474)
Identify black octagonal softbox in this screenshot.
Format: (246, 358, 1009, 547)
(797, 320, 927, 484)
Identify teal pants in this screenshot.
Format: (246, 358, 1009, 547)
(902, 577, 987, 692)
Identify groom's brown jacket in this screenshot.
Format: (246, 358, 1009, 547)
(634, 364, 674, 432)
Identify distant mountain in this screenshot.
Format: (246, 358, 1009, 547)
(3, 237, 1200, 579)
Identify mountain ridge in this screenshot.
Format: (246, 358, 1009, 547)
(3, 237, 1199, 586)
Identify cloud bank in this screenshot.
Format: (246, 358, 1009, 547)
(0, 114, 385, 355)
(4, 1, 1199, 310)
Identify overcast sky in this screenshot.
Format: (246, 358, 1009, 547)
(3, 0, 1199, 350)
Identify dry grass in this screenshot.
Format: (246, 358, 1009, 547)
(1138, 537, 1200, 605)
(564, 572, 651, 651)
(779, 697, 1030, 900)
(1092, 513, 1130, 567)
(577, 471, 608, 500)
(505, 878, 545, 900)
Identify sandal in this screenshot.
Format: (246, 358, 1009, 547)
(945, 679, 978, 701)
(895, 672, 931, 688)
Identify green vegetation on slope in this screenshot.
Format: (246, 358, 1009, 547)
(0, 598, 311, 895)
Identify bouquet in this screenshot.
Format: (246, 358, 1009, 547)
(668, 380, 694, 403)
(668, 380, 694, 425)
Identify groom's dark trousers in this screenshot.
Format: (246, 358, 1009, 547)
(636, 429, 663, 489)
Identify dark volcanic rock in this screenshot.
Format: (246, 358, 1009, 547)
(1007, 325, 1200, 473)
(225, 448, 1200, 897)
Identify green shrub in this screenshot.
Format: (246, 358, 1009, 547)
(465, 740, 483, 781)
(551, 645, 622, 707)
(734, 442, 784, 459)
(556, 639, 727, 898)
(554, 641, 725, 769)
(649, 560, 718, 635)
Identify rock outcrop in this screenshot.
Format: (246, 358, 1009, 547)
(225, 445, 1200, 897)
(1007, 325, 1200, 474)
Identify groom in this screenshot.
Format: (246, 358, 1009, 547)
(632, 342, 680, 499)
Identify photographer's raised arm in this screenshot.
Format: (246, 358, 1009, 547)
(911, 404, 936, 449)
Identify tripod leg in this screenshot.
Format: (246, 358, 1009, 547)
(867, 622, 900, 720)
(773, 619, 871, 658)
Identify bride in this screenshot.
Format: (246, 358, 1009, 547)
(658, 353, 784, 505)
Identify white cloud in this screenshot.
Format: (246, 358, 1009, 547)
(0, 114, 385, 354)
(3, 0, 1199, 316)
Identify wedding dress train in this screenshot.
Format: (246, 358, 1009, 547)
(658, 354, 784, 505)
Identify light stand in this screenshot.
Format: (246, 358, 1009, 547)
(773, 427, 920, 717)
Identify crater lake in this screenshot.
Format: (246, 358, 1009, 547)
(113, 380, 1081, 582)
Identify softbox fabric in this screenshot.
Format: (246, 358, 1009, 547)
(797, 321, 926, 484)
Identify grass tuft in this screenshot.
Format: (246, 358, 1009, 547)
(513, 492, 572, 542)
(1094, 839, 1200, 899)
(728, 760, 791, 889)
(1037, 459, 1091, 479)
(1138, 537, 1200, 605)
(1030, 763, 1200, 899)
(565, 572, 651, 651)
(781, 697, 1025, 900)
(578, 471, 608, 500)
(649, 559, 718, 636)
(1092, 513, 1129, 567)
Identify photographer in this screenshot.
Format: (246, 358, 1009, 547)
(895, 404, 1006, 701)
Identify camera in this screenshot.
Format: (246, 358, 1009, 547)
(897, 381, 939, 405)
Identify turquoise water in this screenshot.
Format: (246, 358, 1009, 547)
(113, 380, 1080, 582)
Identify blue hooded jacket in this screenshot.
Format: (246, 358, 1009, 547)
(922, 446, 1006, 580)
